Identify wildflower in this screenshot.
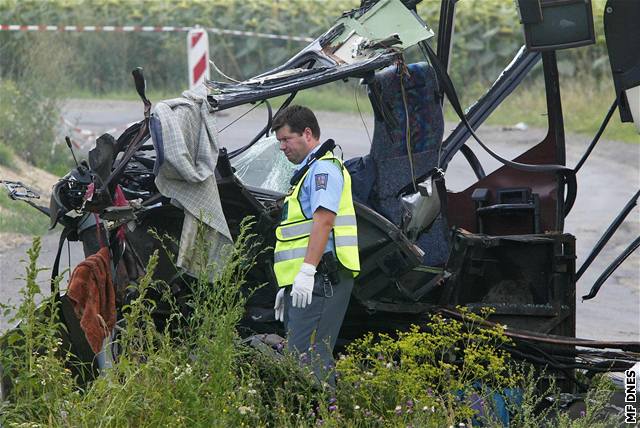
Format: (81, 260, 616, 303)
(580, 410, 586, 417)
(377, 354, 385, 361)
(386, 362, 392, 369)
(247, 389, 257, 395)
(328, 397, 337, 405)
(395, 405, 402, 415)
(406, 400, 414, 408)
(328, 405, 337, 412)
(237, 406, 252, 415)
(354, 405, 360, 411)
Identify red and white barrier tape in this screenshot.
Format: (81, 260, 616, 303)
(0, 24, 314, 42)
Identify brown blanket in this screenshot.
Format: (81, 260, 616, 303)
(66, 247, 116, 354)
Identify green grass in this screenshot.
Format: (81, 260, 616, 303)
(273, 83, 374, 114)
(464, 79, 639, 144)
(300, 80, 638, 143)
(0, 192, 50, 236)
(0, 143, 14, 168)
(86, 78, 637, 143)
(68, 88, 184, 102)
(73, 77, 638, 144)
(70, 80, 373, 114)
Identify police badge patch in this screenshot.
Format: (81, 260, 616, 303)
(315, 173, 328, 190)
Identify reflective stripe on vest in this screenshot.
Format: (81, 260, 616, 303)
(276, 214, 357, 240)
(273, 152, 360, 287)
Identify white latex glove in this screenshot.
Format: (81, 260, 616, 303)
(274, 288, 285, 322)
(290, 262, 316, 309)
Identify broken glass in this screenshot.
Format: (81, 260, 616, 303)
(230, 135, 296, 194)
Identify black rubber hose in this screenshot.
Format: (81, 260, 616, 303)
(228, 99, 273, 159)
(574, 98, 618, 173)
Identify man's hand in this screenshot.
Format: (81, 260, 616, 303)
(290, 262, 316, 308)
(274, 288, 285, 322)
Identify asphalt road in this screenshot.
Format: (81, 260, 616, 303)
(1, 99, 638, 341)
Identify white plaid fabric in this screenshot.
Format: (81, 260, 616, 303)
(152, 87, 232, 241)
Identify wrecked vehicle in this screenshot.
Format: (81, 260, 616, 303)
(2, 0, 639, 395)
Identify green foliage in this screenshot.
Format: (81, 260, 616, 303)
(0, 237, 77, 422)
(0, 191, 50, 236)
(0, 0, 357, 93)
(1, 0, 634, 147)
(0, 226, 627, 427)
(0, 40, 73, 173)
(334, 309, 518, 426)
(0, 0, 614, 94)
(0, 142, 14, 167)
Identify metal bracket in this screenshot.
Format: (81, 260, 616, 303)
(0, 180, 40, 200)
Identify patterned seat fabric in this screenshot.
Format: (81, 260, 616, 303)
(345, 61, 449, 266)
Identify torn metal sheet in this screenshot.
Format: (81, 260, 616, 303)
(329, 0, 434, 64)
(206, 0, 434, 109)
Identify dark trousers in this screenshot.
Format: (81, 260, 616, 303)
(284, 268, 353, 387)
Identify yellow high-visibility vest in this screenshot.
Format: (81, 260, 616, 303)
(273, 151, 360, 287)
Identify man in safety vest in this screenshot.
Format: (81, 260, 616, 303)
(272, 105, 360, 387)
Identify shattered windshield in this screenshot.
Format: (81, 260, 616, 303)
(230, 135, 295, 194)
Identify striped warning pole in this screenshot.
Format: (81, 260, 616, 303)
(188, 28, 209, 90)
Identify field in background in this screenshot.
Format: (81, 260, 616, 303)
(69, 77, 638, 144)
(0, 0, 636, 224)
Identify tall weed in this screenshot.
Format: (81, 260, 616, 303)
(0, 229, 626, 427)
(335, 309, 519, 427)
(0, 237, 76, 423)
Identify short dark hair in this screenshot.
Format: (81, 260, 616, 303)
(272, 105, 320, 139)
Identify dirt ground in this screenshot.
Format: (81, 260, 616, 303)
(0, 100, 638, 341)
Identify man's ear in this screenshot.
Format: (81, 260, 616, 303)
(303, 127, 313, 142)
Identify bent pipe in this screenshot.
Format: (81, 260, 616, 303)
(576, 189, 640, 280)
(438, 308, 640, 352)
(563, 171, 577, 217)
(573, 98, 618, 174)
(424, 43, 578, 222)
(459, 144, 486, 180)
(582, 235, 640, 301)
(438, 45, 541, 168)
(426, 42, 571, 175)
(506, 346, 636, 373)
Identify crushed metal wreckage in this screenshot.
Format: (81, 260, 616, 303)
(1, 0, 639, 399)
